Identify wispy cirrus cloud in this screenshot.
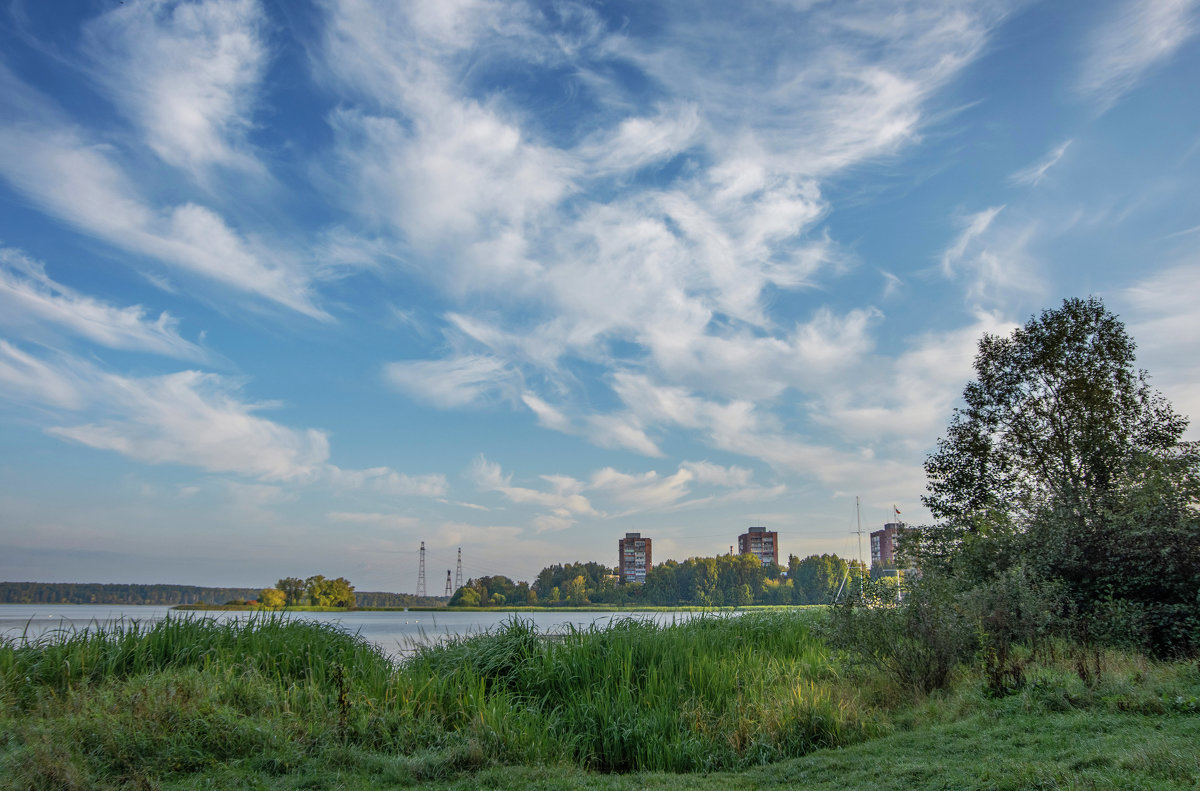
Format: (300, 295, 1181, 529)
(1009, 140, 1072, 187)
(0, 122, 325, 318)
(1120, 259, 1200, 436)
(327, 0, 1015, 484)
(326, 467, 449, 498)
(470, 455, 597, 526)
(938, 206, 1045, 308)
(0, 247, 204, 359)
(82, 0, 268, 176)
(383, 355, 516, 408)
(0, 57, 327, 319)
(940, 206, 1005, 274)
(1076, 0, 1199, 112)
(0, 341, 446, 489)
(469, 453, 785, 529)
(45, 366, 330, 482)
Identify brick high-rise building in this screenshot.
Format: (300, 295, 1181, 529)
(870, 522, 906, 566)
(737, 526, 778, 567)
(618, 532, 652, 583)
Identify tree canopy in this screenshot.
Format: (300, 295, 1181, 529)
(924, 296, 1191, 527)
(915, 296, 1199, 656)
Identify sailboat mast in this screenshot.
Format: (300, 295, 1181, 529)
(855, 496, 865, 595)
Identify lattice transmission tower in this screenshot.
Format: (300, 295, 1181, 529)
(455, 547, 463, 591)
(444, 570, 452, 597)
(416, 541, 426, 597)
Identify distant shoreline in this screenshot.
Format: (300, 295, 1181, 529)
(171, 603, 813, 613)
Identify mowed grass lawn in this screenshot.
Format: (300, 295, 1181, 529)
(2, 612, 1197, 790)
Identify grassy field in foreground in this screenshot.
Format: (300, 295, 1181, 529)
(1, 612, 1197, 790)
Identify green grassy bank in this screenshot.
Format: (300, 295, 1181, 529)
(173, 603, 808, 612)
(2, 612, 1197, 790)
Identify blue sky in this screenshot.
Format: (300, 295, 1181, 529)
(1, 0, 1198, 591)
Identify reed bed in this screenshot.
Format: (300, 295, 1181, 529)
(0, 610, 878, 787)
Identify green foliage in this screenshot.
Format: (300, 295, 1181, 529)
(258, 588, 287, 608)
(303, 575, 356, 608)
(0, 611, 882, 785)
(533, 562, 613, 602)
(403, 611, 877, 772)
(789, 554, 851, 604)
(637, 553, 789, 606)
(924, 296, 1190, 524)
(0, 579, 443, 608)
(276, 576, 306, 605)
(916, 296, 1200, 657)
(0, 582, 263, 606)
(449, 575, 529, 607)
(455, 553, 816, 609)
(825, 577, 979, 694)
(2, 614, 1198, 789)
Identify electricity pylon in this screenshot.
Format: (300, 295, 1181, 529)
(416, 541, 426, 597)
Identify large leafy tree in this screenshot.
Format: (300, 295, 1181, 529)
(919, 296, 1199, 654)
(924, 296, 1190, 526)
(276, 577, 306, 606)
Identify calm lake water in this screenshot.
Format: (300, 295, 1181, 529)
(0, 604, 708, 659)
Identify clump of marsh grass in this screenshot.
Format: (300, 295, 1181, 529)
(401, 612, 881, 772)
(0, 610, 881, 787)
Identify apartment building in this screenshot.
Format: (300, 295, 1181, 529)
(870, 522, 906, 566)
(618, 532, 652, 583)
(737, 526, 778, 567)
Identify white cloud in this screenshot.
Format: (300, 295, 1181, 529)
(465, 453, 785, 528)
(0, 247, 204, 359)
(941, 206, 1004, 274)
(812, 311, 1015, 444)
(681, 460, 753, 488)
(1120, 261, 1200, 437)
(313, 2, 1021, 519)
(0, 340, 86, 410)
(327, 466, 449, 497)
(383, 355, 515, 408)
(589, 466, 695, 510)
(579, 103, 702, 174)
(0, 124, 323, 317)
(521, 392, 571, 432)
(1077, 0, 1199, 112)
(939, 207, 1045, 308)
(469, 455, 597, 519)
(0, 342, 453, 487)
(327, 511, 421, 530)
(83, 0, 268, 175)
(1008, 140, 1072, 187)
(585, 412, 663, 457)
(46, 369, 330, 481)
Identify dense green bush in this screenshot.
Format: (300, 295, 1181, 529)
(916, 297, 1200, 659)
(824, 576, 978, 694)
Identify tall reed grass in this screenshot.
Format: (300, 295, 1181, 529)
(0, 610, 881, 787)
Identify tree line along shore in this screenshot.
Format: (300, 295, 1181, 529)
(1, 552, 871, 612)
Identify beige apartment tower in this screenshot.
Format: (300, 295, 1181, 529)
(618, 532, 652, 583)
(738, 526, 778, 567)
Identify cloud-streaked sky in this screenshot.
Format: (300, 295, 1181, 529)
(2, 0, 1199, 591)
